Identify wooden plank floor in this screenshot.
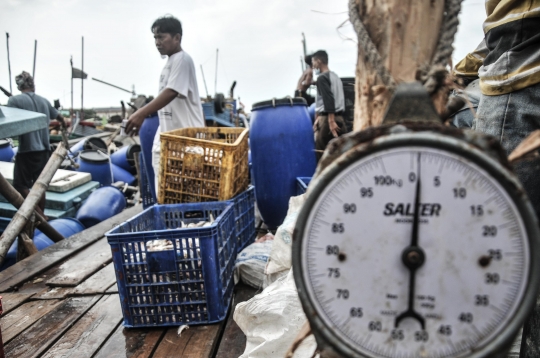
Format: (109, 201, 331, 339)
(0, 205, 257, 358)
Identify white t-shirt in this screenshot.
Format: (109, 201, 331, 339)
(153, 50, 205, 150)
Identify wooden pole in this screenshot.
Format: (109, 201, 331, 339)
(0, 143, 67, 266)
(70, 56, 74, 118)
(0, 173, 65, 243)
(351, 0, 445, 131)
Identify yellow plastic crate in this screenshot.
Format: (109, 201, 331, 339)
(158, 127, 249, 204)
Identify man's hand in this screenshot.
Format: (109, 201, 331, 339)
(328, 113, 341, 138)
(313, 117, 320, 132)
(56, 114, 67, 130)
(126, 110, 145, 136)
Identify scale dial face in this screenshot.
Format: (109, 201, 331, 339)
(296, 140, 535, 358)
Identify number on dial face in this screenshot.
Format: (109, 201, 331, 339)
(301, 147, 530, 358)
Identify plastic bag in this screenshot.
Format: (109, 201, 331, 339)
(234, 240, 274, 289)
(234, 270, 317, 358)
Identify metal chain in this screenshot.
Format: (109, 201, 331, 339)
(348, 0, 463, 92)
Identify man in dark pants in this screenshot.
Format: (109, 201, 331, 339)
(312, 50, 345, 160)
(7, 71, 65, 216)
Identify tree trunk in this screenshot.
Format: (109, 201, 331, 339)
(352, 0, 445, 131)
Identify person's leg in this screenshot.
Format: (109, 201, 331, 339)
(475, 83, 540, 358)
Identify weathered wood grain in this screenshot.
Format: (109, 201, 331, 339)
(93, 325, 165, 358)
(45, 237, 112, 287)
(1, 299, 62, 344)
(0, 292, 35, 314)
(4, 295, 101, 358)
(0, 205, 141, 292)
(70, 262, 117, 295)
(41, 294, 123, 358)
(153, 324, 223, 358)
(214, 284, 258, 358)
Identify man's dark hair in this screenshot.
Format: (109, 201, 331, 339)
(151, 15, 182, 37)
(312, 50, 328, 65)
(304, 54, 313, 68)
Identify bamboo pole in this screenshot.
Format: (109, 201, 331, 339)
(0, 143, 67, 266)
(0, 174, 65, 243)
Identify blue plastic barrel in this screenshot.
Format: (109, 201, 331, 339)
(111, 144, 141, 174)
(139, 114, 159, 201)
(77, 150, 113, 186)
(308, 103, 316, 123)
(112, 163, 136, 186)
(76, 186, 126, 228)
(70, 137, 107, 157)
(250, 98, 317, 229)
(0, 139, 14, 162)
(34, 218, 85, 242)
(0, 229, 54, 271)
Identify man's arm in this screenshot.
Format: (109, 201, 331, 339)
(125, 88, 178, 135)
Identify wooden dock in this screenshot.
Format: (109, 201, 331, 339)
(0, 205, 257, 357)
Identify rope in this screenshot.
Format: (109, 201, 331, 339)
(348, 0, 396, 90)
(348, 0, 463, 94)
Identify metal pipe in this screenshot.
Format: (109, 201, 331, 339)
(214, 48, 219, 94)
(6, 33, 12, 94)
(81, 36, 84, 121)
(200, 65, 209, 97)
(70, 56, 73, 118)
(91, 77, 134, 94)
(32, 40, 37, 79)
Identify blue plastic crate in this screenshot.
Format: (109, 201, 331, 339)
(296, 177, 312, 195)
(139, 152, 156, 209)
(105, 201, 236, 328)
(229, 186, 255, 253)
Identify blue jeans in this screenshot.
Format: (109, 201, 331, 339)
(473, 82, 540, 217)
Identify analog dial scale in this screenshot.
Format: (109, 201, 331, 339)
(293, 132, 540, 358)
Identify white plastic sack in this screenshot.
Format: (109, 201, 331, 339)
(265, 195, 305, 287)
(234, 240, 274, 289)
(234, 270, 317, 358)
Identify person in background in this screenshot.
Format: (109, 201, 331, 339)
(311, 50, 345, 160)
(295, 54, 315, 106)
(454, 4, 540, 356)
(7, 71, 66, 216)
(126, 15, 205, 194)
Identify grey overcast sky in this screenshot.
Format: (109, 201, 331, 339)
(1, 0, 485, 111)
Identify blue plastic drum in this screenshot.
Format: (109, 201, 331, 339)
(139, 114, 159, 201)
(77, 150, 113, 186)
(0, 139, 14, 162)
(34, 218, 85, 242)
(111, 144, 141, 174)
(0, 229, 54, 271)
(112, 163, 136, 186)
(76, 186, 126, 228)
(250, 97, 317, 229)
(70, 137, 107, 157)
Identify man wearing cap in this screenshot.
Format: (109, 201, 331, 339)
(7, 71, 66, 215)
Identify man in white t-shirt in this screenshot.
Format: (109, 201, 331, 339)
(126, 15, 205, 194)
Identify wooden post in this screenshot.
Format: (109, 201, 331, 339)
(0, 173, 65, 243)
(351, 0, 445, 131)
(0, 143, 67, 266)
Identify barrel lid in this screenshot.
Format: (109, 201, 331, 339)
(80, 150, 110, 163)
(84, 137, 107, 151)
(0, 139, 10, 148)
(252, 97, 307, 110)
(127, 144, 141, 162)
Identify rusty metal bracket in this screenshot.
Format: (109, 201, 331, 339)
(382, 82, 441, 124)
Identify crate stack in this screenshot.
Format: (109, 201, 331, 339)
(106, 127, 255, 329)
